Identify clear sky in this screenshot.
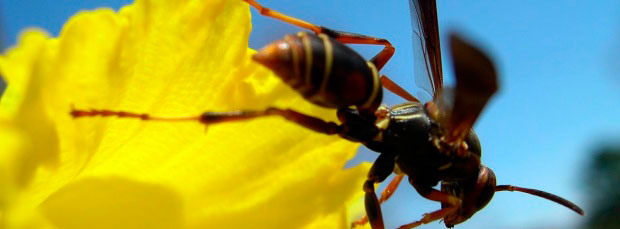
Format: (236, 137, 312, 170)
(2, 0, 619, 228)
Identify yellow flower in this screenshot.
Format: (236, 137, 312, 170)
(0, 0, 370, 228)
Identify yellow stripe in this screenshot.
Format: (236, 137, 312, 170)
(318, 33, 333, 95)
(307, 34, 333, 103)
(299, 32, 313, 93)
(359, 62, 380, 110)
(285, 35, 301, 86)
(392, 113, 424, 120)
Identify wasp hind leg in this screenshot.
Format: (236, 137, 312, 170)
(71, 107, 346, 135)
(243, 0, 323, 34)
(244, 0, 418, 102)
(380, 75, 419, 102)
(243, 0, 394, 69)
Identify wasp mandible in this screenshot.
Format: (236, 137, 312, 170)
(72, 0, 585, 228)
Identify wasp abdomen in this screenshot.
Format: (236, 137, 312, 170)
(253, 32, 382, 114)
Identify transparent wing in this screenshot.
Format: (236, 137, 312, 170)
(409, 0, 443, 103)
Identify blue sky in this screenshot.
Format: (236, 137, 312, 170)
(2, 0, 619, 228)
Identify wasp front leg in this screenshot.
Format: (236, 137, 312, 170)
(399, 179, 462, 229)
(397, 207, 456, 229)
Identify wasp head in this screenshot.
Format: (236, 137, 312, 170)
(441, 165, 497, 227)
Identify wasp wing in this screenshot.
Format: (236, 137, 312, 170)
(409, 0, 443, 102)
(410, 0, 498, 145)
(443, 34, 498, 143)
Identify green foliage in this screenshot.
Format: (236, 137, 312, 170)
(585, 144, 620, 229)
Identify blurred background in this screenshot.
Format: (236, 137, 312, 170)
(1, 0, 619, 228)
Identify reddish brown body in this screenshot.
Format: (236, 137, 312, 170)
(254, 31, 382, 116)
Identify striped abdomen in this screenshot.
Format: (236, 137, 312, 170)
(253, 32, 382, 114)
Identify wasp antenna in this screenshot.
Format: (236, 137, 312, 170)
(495, 185, 585, 216)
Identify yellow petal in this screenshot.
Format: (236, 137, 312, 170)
(0, 30, 60, 188)
(41, 176, 184, 229)
(0, 0, 370, 228)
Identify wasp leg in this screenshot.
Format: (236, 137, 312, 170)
(318, 28, 394, 71)
(352, 174, 405, 228)
(243, 0, 415, 101)
(70, 108, 202, 122)
(400, 179, 461, 228)
(71, 107, 345, 135)
(243, 0, 323, 34)
(378, 174, 405, 204)
(320, 32, 416, 102)
(243, 0, 394, 70)
(202, 108, 344, 134)
(397, 207, 457, 229)
(353, 153, 396, 229)
(410, 179, 461, 208)
(380, 75, 419, 102)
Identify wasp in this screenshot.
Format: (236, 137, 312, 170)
(72, 0, 585, 228)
